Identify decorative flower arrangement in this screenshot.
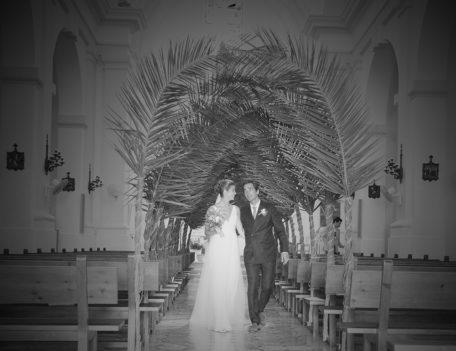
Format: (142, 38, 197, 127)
(258, 208, 268, 217)
(205, 206, 224, 238)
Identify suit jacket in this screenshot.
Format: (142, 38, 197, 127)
(240, 200, 289, 264)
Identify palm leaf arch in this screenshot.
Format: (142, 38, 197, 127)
(111, 30, 382, 259)
(158, 110, 300, 226)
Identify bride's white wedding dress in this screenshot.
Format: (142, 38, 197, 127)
(189, 207, 248, 332)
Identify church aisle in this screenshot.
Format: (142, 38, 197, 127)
(148, 261, 332, 351)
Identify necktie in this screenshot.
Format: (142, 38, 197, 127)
(252, 206, 258, 218)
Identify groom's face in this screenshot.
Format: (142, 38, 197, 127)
(243, 183, 259, 203)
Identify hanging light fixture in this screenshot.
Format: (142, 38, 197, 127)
(422, 155, 439, 181)
(62, 172, 75, 192)
(368, 181, 380, 199)
(6, 144, 24, 171)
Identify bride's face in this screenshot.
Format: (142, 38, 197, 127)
(223, 185, 236, 201)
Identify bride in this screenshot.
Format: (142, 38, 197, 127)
(189, 179, 248, 332)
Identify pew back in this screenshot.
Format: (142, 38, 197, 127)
(0, 256, 120, 351)
(310, 261, 326, 290)
(0, 258, 117, 305)
(287, 258, 299, 281)
(296, 260, 311, 286)
(325, 264, 344, 296)
(350, 263, 456, 310)
(0, 252, 159, 293)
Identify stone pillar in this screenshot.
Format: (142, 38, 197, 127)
(389, 80, 450, 258)
(93, 45, 136, 250)
(0, 66, 53, 252)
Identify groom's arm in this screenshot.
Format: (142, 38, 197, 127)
(270, 204, 289, 253)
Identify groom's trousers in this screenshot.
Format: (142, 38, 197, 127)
(245, 260, 276, 324)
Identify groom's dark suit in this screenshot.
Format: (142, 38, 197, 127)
(241, 200, 289, 325)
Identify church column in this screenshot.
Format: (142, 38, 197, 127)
(389, 80, 449, 258)
(94, 44, 136, 250)
(0, 66, 51, 252)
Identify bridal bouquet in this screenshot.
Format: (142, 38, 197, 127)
(205, 206, 224, 238)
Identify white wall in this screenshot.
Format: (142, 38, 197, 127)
(1, 0, 455, 260)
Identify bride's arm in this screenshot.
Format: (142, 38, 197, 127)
(235, 206, 245, 237)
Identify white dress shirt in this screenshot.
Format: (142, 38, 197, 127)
(250, 200, 260, 218)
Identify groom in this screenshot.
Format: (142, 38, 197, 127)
(240, 180, 289, 332)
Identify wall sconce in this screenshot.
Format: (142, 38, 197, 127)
(6, 144, 24, 171)
(62, 172, 75, 192)
(384, 144, 403, 183)
(368, 181, 380, 199)
(44, 134, 64, 175)
(88, 164, 103, 193)
(422, 155, 439, 181)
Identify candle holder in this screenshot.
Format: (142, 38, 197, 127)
(384, 144, 403, 183)
(88, 164, 103, 193)
(422, 155, 439, 181)
(44, 134, 64, 175)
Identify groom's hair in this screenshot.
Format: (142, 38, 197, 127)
(242, 179, 260, 191)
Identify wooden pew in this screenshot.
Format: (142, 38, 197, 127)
(0, 250, 191, 319)
(294, 255, 344, 340)
(97, 254, 156, 351)
(83, 251, 188, 319)
(381, 335, 456, 351)
(160, 255, 182, 298)
(321, 263, 345, 347)
(0, 251, 162, 351)
(274, 254, 292, 304)
(149, 258, 173, 312)
(275, 257, 300, 309)
(293, 258, 311, 317)
(300, 260, 327, 335)
(340, 259, 456, 351)
(283, 258, 301, 311)
(0, 250, 189, 317)
(0, 256, 122, 351)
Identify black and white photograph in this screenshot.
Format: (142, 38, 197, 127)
(0, 1, 455, 350)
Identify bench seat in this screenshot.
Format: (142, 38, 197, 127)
(341, 321, 456, 335)
(0, 341, 80, 351)
(386, 334, 456, 351)
(341, 259, 456, 351)
(98, 325, 129, 349)
(0, 318, 125, 332)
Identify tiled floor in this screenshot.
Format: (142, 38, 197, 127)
(149, 261, 333, 351)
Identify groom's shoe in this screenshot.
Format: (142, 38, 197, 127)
(248, 323, 261, 333)
(259, 312, 266, 326)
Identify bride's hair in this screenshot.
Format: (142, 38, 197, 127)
(214, 179, 235, 197)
